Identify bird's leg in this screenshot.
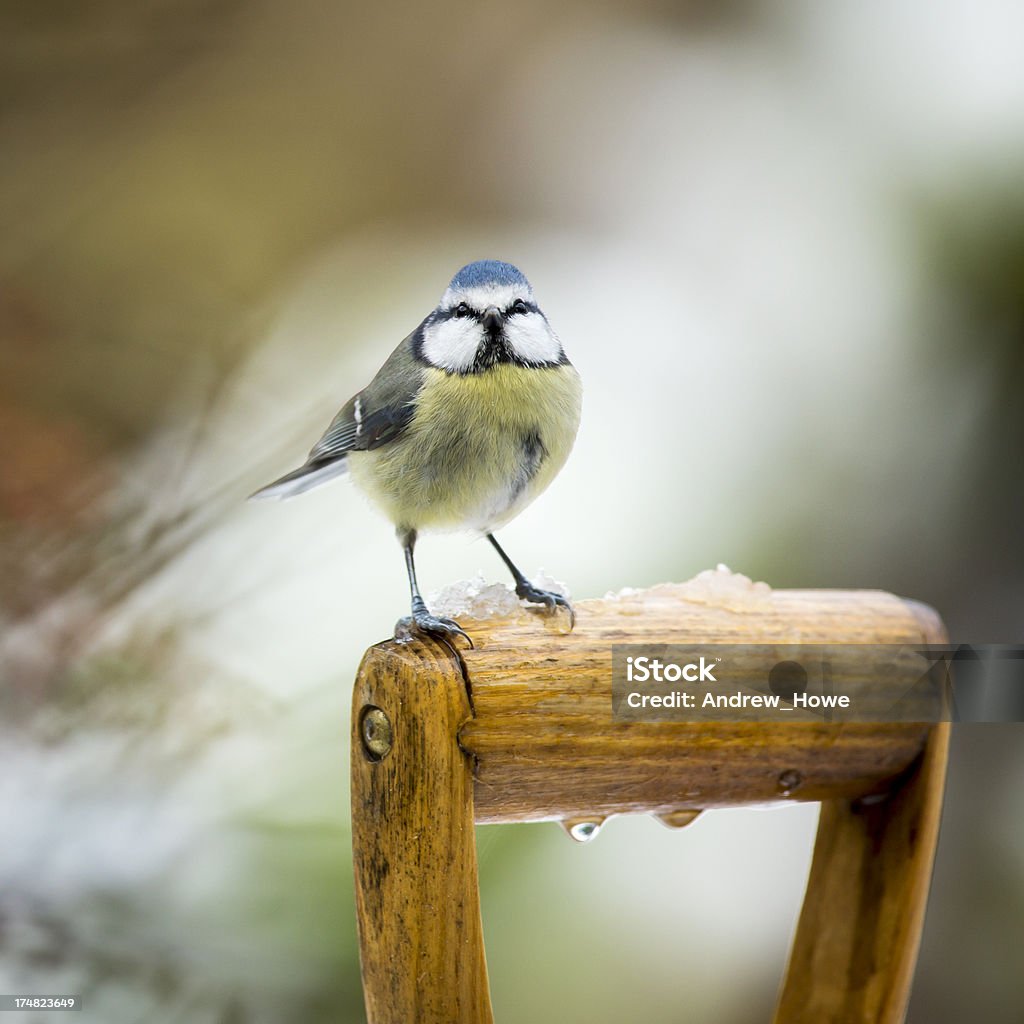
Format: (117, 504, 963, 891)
(487, 533, 575, 627)
(394, 528, 473, 648)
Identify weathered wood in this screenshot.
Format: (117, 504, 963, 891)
(455, 579, 941, 823)
(771, 724, 950, 1024)
(350, 577, 950, 1023)
(351, 639, 493, 1024)
(772, 602, 950, 1024)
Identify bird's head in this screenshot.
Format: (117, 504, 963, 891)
(416, 260, 567, 374)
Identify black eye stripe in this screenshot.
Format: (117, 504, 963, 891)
(507, 300, 539, 316)
(431, 298, 539, 323)
(431, 306, 474, 323)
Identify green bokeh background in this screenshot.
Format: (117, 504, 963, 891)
(2, 2, 1022, 1022)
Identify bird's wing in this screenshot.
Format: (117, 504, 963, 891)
(250, 329, 425, 500)
(306, 328, 425, 461)
(307, 391, 414, 461)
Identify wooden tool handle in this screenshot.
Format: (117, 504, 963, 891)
(351, 639, 493, 1024)
(350, 578, 949, 1024)
(457, 582, 942, 823)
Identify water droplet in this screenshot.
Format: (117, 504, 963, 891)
(777, 769, 802, 795)
(655, 809, 703, 830)
(560, 817, 607, 843)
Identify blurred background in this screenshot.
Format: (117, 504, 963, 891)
(1, 1, 1022, 1021)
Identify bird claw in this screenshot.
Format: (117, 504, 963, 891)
(395, 609, 474, 649)
(515, 583, 576, 629)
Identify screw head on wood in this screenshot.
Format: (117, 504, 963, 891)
(361, 706, 393, 760)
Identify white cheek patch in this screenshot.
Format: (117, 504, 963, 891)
(503, 313, 563, 365)
(421, 317, 483, 373)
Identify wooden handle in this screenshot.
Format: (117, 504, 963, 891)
(773, 721, 950, 1023)
(456, 582, 941, 823)
(350, 578, 950, 1024)
(351, 639, 493, 1024)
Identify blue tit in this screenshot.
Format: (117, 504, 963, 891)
(251, 260, 582, 646)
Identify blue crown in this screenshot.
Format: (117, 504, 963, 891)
(449, 260, 529, 291)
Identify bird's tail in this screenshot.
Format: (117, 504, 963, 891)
(249, 457, 349, 500)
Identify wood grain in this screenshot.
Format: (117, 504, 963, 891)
(350, 578, 950, 1023)
(351, 639, 493, 1024)
(772, 601, 951, 1024)
(455, 580, 941, 822)
(772, 724, 950, 1024)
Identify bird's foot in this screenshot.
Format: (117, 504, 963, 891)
(515, 581, 576, 629)
(395, 600, 474, 649)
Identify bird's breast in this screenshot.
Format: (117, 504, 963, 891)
(347, 363, 581, 532)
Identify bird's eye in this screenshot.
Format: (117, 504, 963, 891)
(453, 302, 472, 318)
(511, 299, 530, 315)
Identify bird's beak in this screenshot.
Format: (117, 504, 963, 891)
(482, 306, 503, 334)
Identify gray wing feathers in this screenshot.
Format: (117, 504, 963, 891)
(249, 329, 424, 502)
(308, 395, 411, 461)
(308, 402, 361, 462)
(249, 457, 350, 500)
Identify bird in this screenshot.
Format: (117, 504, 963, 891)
(251, 259, 582, 646)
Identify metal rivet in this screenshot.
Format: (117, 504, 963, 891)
(361, 706, 393, 760)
